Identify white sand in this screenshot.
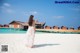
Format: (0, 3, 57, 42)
(0, 33, 80, 53)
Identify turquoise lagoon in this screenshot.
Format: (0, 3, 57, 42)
(0, 28, 80, 34)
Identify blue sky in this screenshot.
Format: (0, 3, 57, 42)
(0, 0, 80, 29)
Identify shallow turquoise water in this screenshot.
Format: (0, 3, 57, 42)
(0, 28, 45, 34)
(0, 28, 80, 34)
(0, 28, 25, 33)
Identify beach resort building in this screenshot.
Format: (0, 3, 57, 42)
(3, 24, 9, 28)
(70, 27, 74, 30)
(0, 24, 3, 28)
(45, 26, 52, 29)
(9, 21, 45, 29)
(9, 21, 26, 29)
(61, 26, 68, 30)
(35, 22, 45, 29)
(78, 26, 80, 30)
(53, 26, 59, 29)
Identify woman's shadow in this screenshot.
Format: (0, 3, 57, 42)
(33, 43, 60, 48)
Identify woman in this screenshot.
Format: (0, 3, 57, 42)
(26, 15, 35, 48)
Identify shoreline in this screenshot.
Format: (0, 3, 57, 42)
(36, 29, 80, 33)
(0, 27, 80, 32)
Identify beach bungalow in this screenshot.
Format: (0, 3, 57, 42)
(53, 26, 59, 29)
(61, 26, 68, 30)
(78, 26, 80, 30)
(0, 24, 3, 28)
(3, 24, 9, 28)
(9, 20, 45, 29)
(45, 26, 52, 29)
(35, 22, 45, 29)
(70, 27, 74, 30)
(9, 21, 28, 29)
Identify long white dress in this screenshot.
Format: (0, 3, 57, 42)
(26, 21, 35, 47)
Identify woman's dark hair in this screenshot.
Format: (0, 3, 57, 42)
(28, 15, 34, 26)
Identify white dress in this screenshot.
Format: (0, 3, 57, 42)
(26, 21, 35, 47)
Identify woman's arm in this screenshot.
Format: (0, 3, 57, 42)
(33, 20, 36, 32)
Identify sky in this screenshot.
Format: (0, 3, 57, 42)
(0, 0, 80, 29)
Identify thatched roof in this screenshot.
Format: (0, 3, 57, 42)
(4, 24, 9, 27)
(9, 21, 21, 24)
(53, 26, 59, 27)
(0, 24, 3, 27)
(61, 26, 68, 29)
(9, 21, 28, 26)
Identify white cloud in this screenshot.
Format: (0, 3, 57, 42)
(30, 11, 38, 15)
(0, 3, 14, 13)
(1, 8, 14, 13)
(70, 6, 80, 11)
(24, 11, 38, 16)
(72, 8, 80, 11)
(6, 9, 14, 13)
(3, 3, 11, 7)
(53, 16, 64, 18)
